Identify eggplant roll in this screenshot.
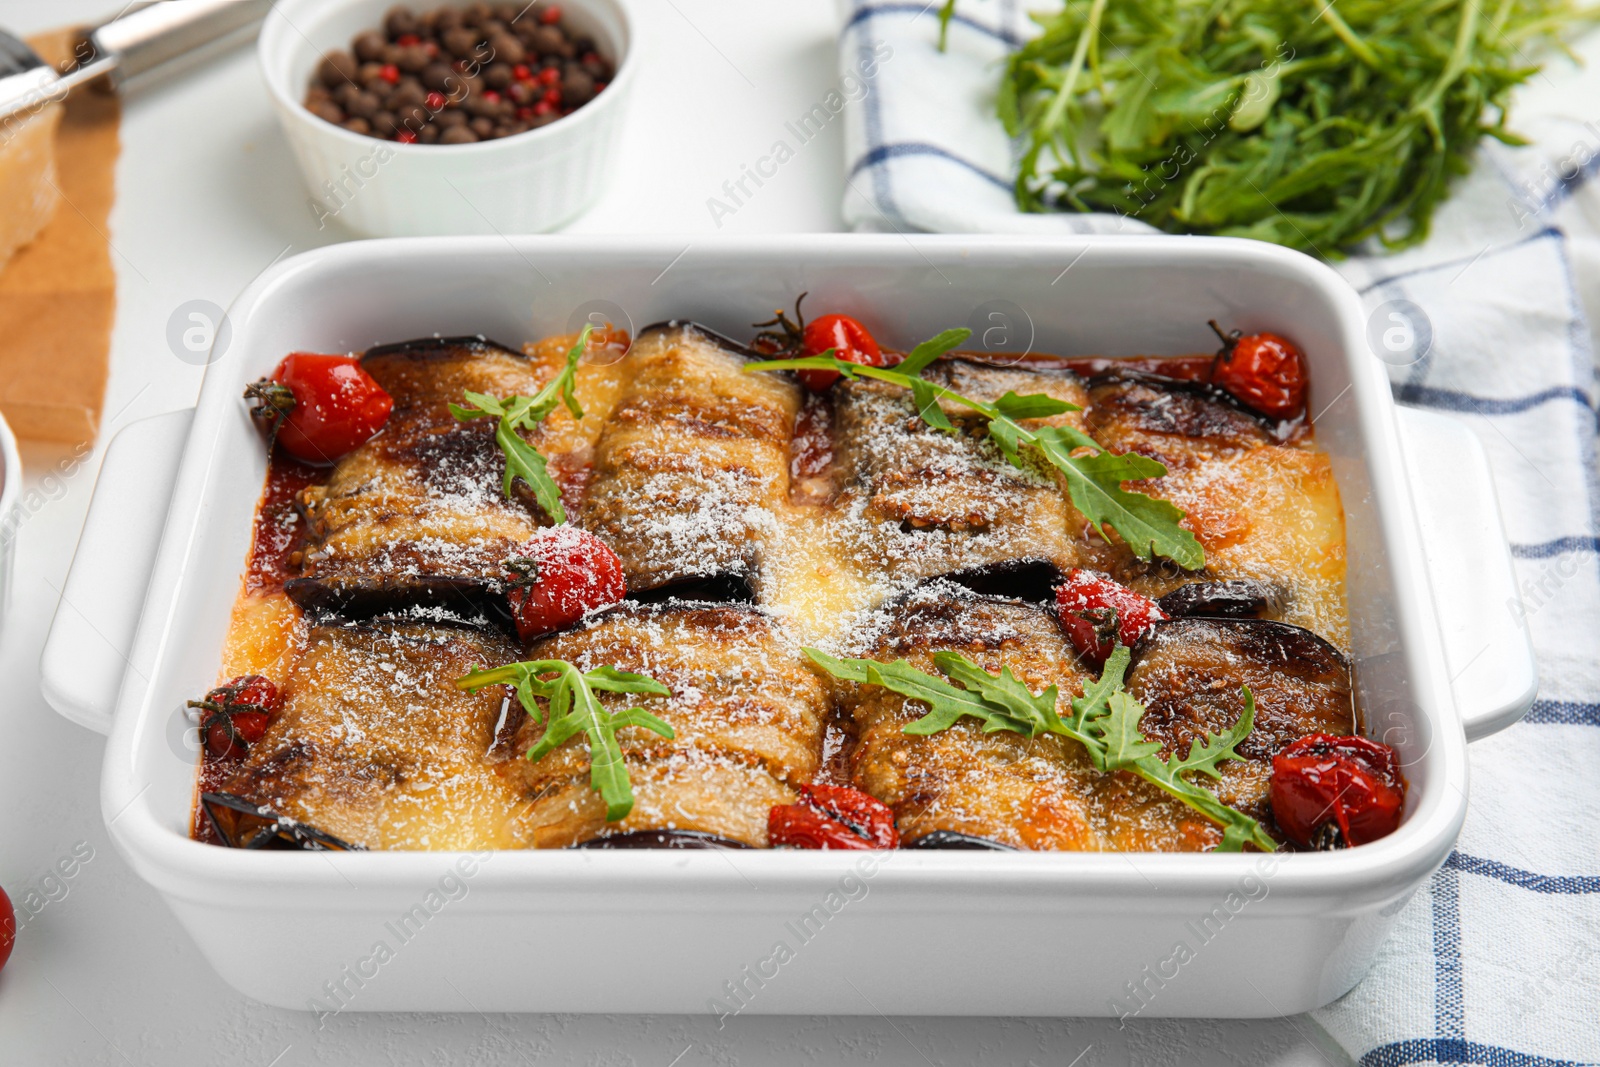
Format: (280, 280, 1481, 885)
(1125, 616, 1354, 830)
(830, 360, 1095, 587)
(840, 583, 1349, 851)
(577, 325, 801, 598)
(501, 601, 827, 848)
(1081, 371, 1348, 643)
(288, 337, 553, 617)
(839, 583, 1113, 851)
(220, 621, 529, 850)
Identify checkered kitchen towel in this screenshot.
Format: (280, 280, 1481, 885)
(837, 2, 1600, 1062)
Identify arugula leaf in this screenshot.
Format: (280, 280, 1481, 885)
(804, 648, 996, 736)
(1166, 688, 1255, 780)
(1031, 427, 1202, 569)
(896, 327, 972, 378)
(993, 390, 1077, 420)
(995, 0, 1598, 255)
(932, 653, 1063, 738)
(745, 335, 1204, 570)
(458, 657, 674, 822)
(908, 377, 955, 431)
(936, 0, 957, 51)
(450, 324, 594, 522)
(805, 645, 1276, 851)
(1097, 690, 1165, 769)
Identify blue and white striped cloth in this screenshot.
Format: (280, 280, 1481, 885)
(837, 3, 1600, 1062)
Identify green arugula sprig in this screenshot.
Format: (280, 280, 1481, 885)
(805, 645, 1274, 851)
(745, 328, 1203, 569)
(988, 0, 1599, 255)
(457, 658, 674, 822)
(450, 324, 593, 523)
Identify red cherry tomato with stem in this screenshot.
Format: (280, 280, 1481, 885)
(1054, 569, 1168, 666)
(504, 526, 628, 644)
(1207, 321, 1307, 421)
(799, 313, 883, 392)
(245, 353, 393, 465)
(1271, 734, 1404, 849)
(189, 674, 281, 761)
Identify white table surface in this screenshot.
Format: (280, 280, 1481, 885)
(0, 2, 1354, 1063)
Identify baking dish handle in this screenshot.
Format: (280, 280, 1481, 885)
(41, 408, 194, 734)
(1395, 406, 1538, 740)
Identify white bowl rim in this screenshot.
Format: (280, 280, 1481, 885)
(258, 0, 637, 156)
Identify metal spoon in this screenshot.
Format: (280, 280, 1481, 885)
(0, 0, 272, 129)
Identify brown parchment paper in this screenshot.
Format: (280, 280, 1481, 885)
(0, 30, 119, 444)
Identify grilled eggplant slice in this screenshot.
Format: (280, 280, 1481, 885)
(288, 337, 553, 617)
(1125, 617, 1354, 829)
(503, 600, 828, 848)
(1080, 371, 1347, 644)
(578, 324, 801, 599)
(830, 361, 1093, 582)
(840, 584, 1105, 851)
(199, 791, 365, 851)
(839, 582, 1319, 851)
(220, 620, 529, 850)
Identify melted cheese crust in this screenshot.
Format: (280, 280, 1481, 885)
(210, 330, 1350, 851)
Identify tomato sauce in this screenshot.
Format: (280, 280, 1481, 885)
(245, 454, 327, 594)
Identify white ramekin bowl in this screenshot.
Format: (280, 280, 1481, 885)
(258, 0, 634, 236)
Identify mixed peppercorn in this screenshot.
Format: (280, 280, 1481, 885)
(303, 2, 615, 144)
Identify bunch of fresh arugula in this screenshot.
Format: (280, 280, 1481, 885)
(451, 324, 593, 523)
(941, 0, 1596, 255)
(457, 658, 675, 821)
(745, 328, 1203, 569)
(806, 644, 1275, 851)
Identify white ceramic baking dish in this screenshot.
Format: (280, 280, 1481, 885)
(41, 235, 1536, 1017)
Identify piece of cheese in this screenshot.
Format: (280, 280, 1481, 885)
(0, 101, 62, 273)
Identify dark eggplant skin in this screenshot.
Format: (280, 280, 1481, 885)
(199, 792, 366, 851)
(282, 575, 516, 633)
(1156, 579, 1282, 620)
(937, 558, 1064, 603)
(901, 830, 1021, 851)
(629, 571, 756, 605)
(360, 334, 527, 364)
(570, 829, 752, 849)
(637, 319, 764, 360)
(1085, 370, 1283, 446)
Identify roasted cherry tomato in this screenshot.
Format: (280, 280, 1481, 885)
(1207, 321, 1307, 421)
(768, 784, 899, 850)
(504, 526, 628, 644)
(1271, 734, 1404, 849)
(245, 353, 394, 465)
(798, 313, 884, 392)
(189, 675, 280, 761)
(0, 884, 13, 974)
(1054, 569, 1168, 665)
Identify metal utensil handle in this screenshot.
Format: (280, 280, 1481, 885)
(79, 0, 273, 88)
